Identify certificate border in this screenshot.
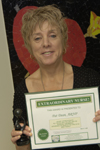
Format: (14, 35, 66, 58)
(30, 93, 98, 145)
(25, 86, 100, 149)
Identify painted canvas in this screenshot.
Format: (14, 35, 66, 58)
(1, 0, 100, 88)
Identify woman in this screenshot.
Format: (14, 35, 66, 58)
(11, 5, 100, 150)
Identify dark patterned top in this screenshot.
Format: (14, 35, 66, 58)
(13, 65, 100, 150)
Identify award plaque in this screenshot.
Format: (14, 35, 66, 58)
(14, 109, 30, 146)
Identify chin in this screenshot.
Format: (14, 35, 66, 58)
(41, 60, 56, 66)
(43, 62, 55, 66)
(39, 56, 62, 66)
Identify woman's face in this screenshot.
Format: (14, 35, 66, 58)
(30, 21, 63, 66)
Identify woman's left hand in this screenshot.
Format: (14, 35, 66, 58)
(93, 110, 100, 122)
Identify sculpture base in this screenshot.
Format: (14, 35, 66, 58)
(16, 134, 30, 146)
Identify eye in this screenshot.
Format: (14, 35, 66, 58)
(50, 34, 56, 38)
(34, 37, 41, 41)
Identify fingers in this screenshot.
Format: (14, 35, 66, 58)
(11, 129, 22, 137)
(20, 123, 32, 136)
(95, 110, 100, 116)
(23, 126, 32, 137)
(11, 129, 22, 144)
(23, 129, 32, 137)
(93, 110, 100, 122)
(11, 124, 32, 145)
(11, 135, 21, 144)
(20, 123, 31, 131)
(24, 124, 31, 132)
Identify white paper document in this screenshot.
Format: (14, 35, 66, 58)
(25, 87, 100, 149)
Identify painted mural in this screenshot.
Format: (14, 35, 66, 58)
(1, 0, 100, 88)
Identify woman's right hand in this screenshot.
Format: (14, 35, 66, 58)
(11, 123, 32, 144)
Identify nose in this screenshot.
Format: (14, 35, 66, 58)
(42, 36, 50, 47)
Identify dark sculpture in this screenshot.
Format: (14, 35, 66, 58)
(14, 109, 30, 146)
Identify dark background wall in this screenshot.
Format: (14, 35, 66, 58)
(1, 0, 100, 88)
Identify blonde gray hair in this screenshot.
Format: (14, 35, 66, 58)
(21, 5, 68, 55)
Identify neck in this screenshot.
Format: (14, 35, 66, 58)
(39, 60, 64, 79)
(39, 60, 65, 91)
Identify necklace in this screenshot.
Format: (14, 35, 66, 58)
(40, 62, 65, 91)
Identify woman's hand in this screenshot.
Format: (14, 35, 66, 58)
(93, 110, 100, 122)
(11, 123, 32, 144)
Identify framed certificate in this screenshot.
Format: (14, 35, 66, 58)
(25, 87, 100, 150)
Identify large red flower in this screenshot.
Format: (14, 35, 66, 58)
(13, 6, 86, 74)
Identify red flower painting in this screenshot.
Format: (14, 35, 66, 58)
(13, 6, 86, 76)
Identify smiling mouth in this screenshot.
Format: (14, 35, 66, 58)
(42, 51, 53, 54)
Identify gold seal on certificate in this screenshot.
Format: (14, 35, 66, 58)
(25, 87, 100, 150)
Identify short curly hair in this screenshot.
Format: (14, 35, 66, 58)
(21, 5, 68, 55)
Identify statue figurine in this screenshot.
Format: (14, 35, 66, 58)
(14, 109, 30, 146)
